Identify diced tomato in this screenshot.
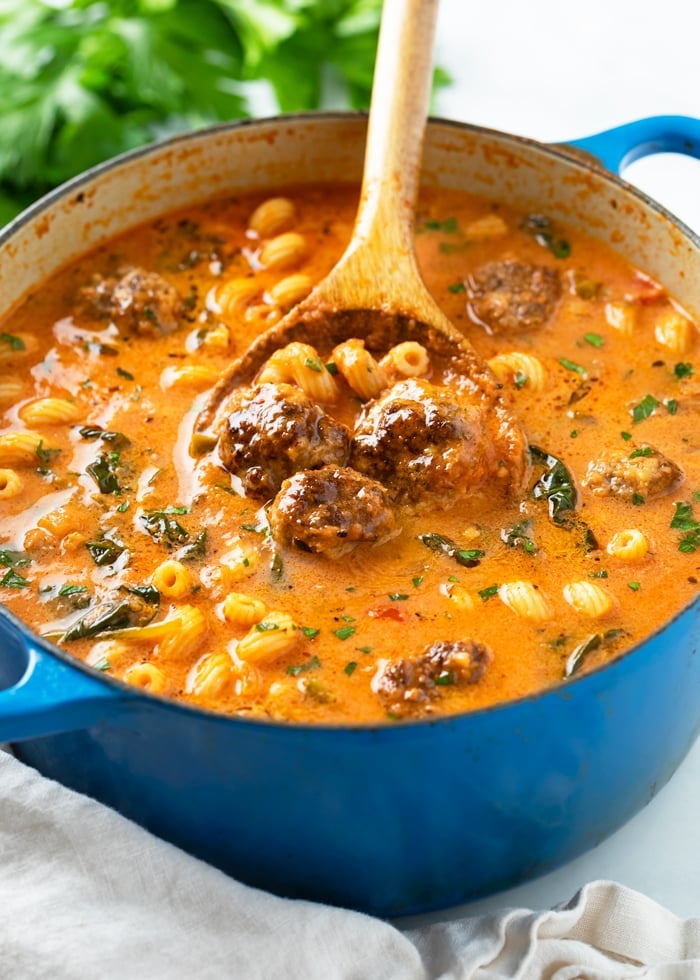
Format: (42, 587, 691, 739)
(368, 605, 406, 622)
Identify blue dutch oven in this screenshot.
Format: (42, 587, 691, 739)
(0, 114, 698, 916)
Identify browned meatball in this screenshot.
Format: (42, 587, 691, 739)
(218, 383, 351, 500)
(350, 378, 499, 506)
(80, 266, 183, 335)
(373, 640, 492, 717)
(466, 259, 561, 333)
(583, 445, 683, 502)
(268, 465, 396, 558)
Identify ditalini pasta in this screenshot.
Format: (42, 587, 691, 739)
(0, 183, 696, 724)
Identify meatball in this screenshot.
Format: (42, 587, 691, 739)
(268, 465, 396, 558)
(466, 259, 561, 333)
(350, 378, 499, 505)
(80, 266, 183, 335)
(373, 640, 492, 717)
(582, 446, 683, 502)
(218, 383, 351, 500)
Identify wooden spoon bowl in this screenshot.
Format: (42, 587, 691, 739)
(193, 0, 527, 488)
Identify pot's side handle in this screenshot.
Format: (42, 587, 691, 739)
(563, 115, 700, 174)
(0, 629, 130, 742)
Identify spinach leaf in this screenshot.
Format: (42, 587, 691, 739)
(63, 585, 159, 641)
(530, 446, 577, 524)
(85, 538, 126, 567)
(564, 629, 628, 678)
(419, 533, 484, 568)
(140, 508, 189, 547)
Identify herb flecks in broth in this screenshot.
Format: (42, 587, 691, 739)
(0, 186, 696, 723)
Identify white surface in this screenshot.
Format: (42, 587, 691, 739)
(2, 751, 700, 979)
(411, 0, 700, 927)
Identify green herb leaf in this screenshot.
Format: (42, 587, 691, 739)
(448, 281, 465, 294)
(140, 508, 189, 547)
(344, 661, 357, 676)
(501, 520, 537, 554)
(632, 394, 660, 423)
(388, 593, 408, 601)
(58, 584, 88, 597)
(117, 366, 135, 380)
(0, 549, 30, 568)
(629, 446, 655, 459)
(674, 362, 694, 380)
(0, 331, 24, 350)
(333, 625, 356, 641)
(583, 332, 604, 348)
(85, 538, 126, 567)
(564, 629, 627, 678)
(559, 357, 588, 376)
(419, 533, 483, 567)
(478, 584, 499, 601)
(301, 626, 320, 640)
(86, 452, 122, 494)
(0, 568, 29, 588)
(304, 356, 323, 373)
(287, 654, 321, 676)
(671, 500, 700, 552)
(627, 581, 641, 591)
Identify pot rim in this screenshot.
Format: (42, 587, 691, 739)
(1, 110, 698, 732)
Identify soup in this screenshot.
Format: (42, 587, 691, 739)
(0, 185, 697, 723)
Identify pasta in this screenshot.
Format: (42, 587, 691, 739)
(380, 341, 429, 378)
(487, 352, 545, 391)
(606, 529, 649, 562)
(498, 581, 552, 622)
(332, 339, 388, 400)
(258, 232, 307, 272)
(186, 652, 234, 697)
(123, 662, 166, 693)
(563, 581, 616, 618)
(268, 273, 313, 310)
(152, 560, 193, 599)
(654, 311, 694, 354)
(258, 342, 340, 402)
(0, 181, 695, 726)
(222, 591, 267, 627)
(0, 468, 22, 499)
(236, 610, 300, 665)
(248, 197, 296, 238)
(0, 430, 53, 466)
(19, 398, 81, 426)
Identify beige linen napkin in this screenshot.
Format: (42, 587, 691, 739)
(0, 751, 699, 980)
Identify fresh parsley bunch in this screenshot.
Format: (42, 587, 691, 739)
(0, 0, 388, 223)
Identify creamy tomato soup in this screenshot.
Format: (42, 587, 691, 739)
(0, 185, 697, 723)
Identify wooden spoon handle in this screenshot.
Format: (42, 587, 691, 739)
(315, 0, 442, 310)
(355, 0, 440, 253)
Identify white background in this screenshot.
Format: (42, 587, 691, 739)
(401, 0, 700, 925)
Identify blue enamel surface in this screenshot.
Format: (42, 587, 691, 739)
(568, 115, 700, 174)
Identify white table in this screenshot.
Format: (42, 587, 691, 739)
(403, 0, 700, 925)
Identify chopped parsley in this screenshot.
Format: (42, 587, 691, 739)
(621, 431, 633, 441)
(304, 356, 323, 373)
(333, 625, 356, 641)
(58, 584, 88, 597)
(583, 332, 605, 348)
(674, 362, 694, 380)
(559, 357, 587, 376)
(629, 446, 655, 459)
(287, 654, 321, 676)
(388, 593, 409, 601)
(448, 281, 466, 294)
(116, 366, 135, 380)
(412, 576, 423, 588)
(670, 501, 700, 553)
(628, 582, 641, 591)
(255, 620, 279, 632)
(301, 626, 320, 640)
(420, 216, 458, 233)
(478, 584, 499, 601)
(344, 661, 357, 676)
(666, 399, 678, 415)
(631, 493, 645, 506)
(0, 332, 25, 350)
(632, 394, 659, 424)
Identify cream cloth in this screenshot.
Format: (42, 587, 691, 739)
(0, 751, 699, 980)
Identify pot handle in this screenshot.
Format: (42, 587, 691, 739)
(0, 622, 129, 742)
(564, 115, 700, 175)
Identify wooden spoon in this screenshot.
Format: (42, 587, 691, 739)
(193, 0, 525, 486)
